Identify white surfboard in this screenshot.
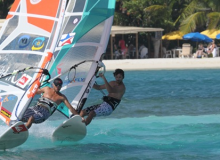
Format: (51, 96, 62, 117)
(52, 115, 86, 141)
(0, 121, 29, 150)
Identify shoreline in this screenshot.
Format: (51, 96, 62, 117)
(103, 58, 220, 71)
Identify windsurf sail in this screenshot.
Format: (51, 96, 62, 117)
(0, 0, 67, 126)
(48, 0, 116, 117)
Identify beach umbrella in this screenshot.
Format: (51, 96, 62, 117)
(183, 32, 212, 42)
(162, 31, 184, 46)
(216, 34, 220, 39)
(162, 31, 184, 40)
(201, 29, 220, 39)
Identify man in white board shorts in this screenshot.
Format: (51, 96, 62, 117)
(80, 69, 126, 125)
(22, 78, 79, 129)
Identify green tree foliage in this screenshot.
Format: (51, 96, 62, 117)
(0, 0, 14, 18)
(114, 0, 188, 34)
(2, 0, 220, 35)
(177, 0, 220, 33)
(115, 0, 220, 34)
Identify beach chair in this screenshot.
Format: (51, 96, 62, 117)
(162, 47, 172, 58)
(114, 50, 122, 59)
(193, 50, 208, 58)
(179, 43, 193, 58)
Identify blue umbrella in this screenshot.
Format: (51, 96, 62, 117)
(183, 32, 212, 42)
(216, 34, 220, 39)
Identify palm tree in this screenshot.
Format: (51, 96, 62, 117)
(142, 0, 179, 32)
(118, 0, 186, 33)
(177, 0, 220, 34)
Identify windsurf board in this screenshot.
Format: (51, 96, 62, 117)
(52, 115, 86, 141)
(0, 121, 29, 150)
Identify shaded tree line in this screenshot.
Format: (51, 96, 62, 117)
(114, 0, 220, 34)
(2, 0, 220, 35)
(0, 0, 14, 18)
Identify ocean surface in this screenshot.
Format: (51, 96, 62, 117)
(1, 69, 220, 160)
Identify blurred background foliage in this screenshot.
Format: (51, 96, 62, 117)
(1, 0, 220, 34)
(2, 0, 220, 53)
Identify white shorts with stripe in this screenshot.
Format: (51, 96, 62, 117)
(85, 102, 113, 117)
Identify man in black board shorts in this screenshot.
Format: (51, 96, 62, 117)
(80, 69, 126, 125)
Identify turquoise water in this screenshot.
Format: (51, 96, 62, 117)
(1, 69, 220, 159)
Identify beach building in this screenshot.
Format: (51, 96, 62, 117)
(109, 26, 164, 59)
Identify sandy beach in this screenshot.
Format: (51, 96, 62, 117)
(103, 58, 220, 71)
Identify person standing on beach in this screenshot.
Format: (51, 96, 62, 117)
(119, 38, 126, 51)
(80, 69, 126, 125)
(139, 44, 148, 58)
(207, 40, 217, 57)
(119, 38, 128, 59)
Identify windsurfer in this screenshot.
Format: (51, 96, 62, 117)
(80, 69, 126, 125)
(22, 78, 79, 129)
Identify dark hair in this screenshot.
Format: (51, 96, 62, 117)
(113, 69, 124, 78)
(53, 77, 63, 86)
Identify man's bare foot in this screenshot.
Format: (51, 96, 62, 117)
(81, 118, 88, 126)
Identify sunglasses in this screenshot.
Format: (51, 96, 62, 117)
(54, 83, 62, 87)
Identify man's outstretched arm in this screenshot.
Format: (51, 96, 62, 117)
(63, 96, 78, 116)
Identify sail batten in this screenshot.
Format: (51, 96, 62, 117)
(65, 12, 84, 16)
(0, 51, 48, 55)
(8, 12, 60, 21)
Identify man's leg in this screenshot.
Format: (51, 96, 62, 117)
(22, 107, 35, 129)
(80, 109, 87, 117)
(84, 102, 113, 125)
(26, 116, 34, 129)
(80, 104, 98, 120)
(80, 104, 100, 125)
(85, 111, 96, 126)
(80, 110, 87, 123)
